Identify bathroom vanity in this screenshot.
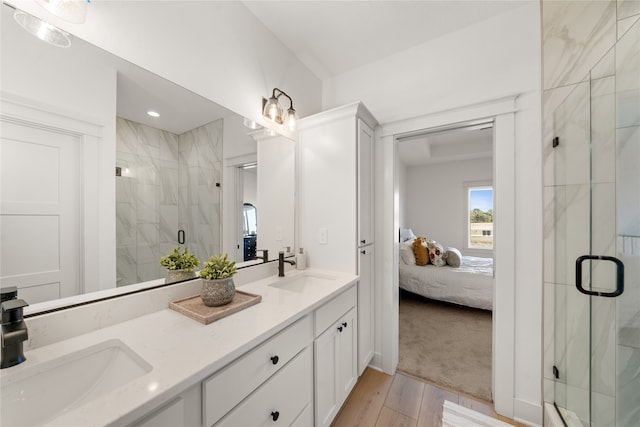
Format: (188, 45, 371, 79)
(0, 269, 359, 427)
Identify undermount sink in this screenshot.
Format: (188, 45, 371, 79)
(1, 339, 152, 426)
(268, 272, 336, 293)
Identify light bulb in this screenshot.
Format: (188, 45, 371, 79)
(285, 108, 298, 131)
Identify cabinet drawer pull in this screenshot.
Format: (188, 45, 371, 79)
(337, 326, 343, 332)
(271, 411, 280, 421)
(361, 239, 366, 244)
(361, 249, 366, 254)
(270, 355, 279, 365)
(342, 322, 348, 328)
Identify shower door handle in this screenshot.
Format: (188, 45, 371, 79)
(575, 255, 624, 297)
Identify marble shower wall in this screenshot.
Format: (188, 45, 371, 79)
(542, 1, 640, 426)
(178, 119, 223, 268)
(116, 118, 222, 286)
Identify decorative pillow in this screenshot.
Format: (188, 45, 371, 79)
(400, 228, 417, 242)
(427, 240, 446, 267)
(412, 237, 430, 266)
(400, 241, 416, 265)
(445, 247, 462, 268)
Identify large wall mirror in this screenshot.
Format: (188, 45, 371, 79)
(0, 3, 295, 314)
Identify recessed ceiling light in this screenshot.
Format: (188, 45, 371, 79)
(147, 110, 160, 118)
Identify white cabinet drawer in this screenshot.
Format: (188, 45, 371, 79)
(215, 346, 313, 427)
(290, 403, 312, 427)
(203, 315, 312, 427)
(314, 284, 357, 336)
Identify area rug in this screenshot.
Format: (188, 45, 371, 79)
(398, 291, 493, 402)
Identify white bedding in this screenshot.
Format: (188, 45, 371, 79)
(399, 256, 494, 310)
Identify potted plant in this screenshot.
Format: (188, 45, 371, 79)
(160, 246, 200, 284)
(199, 253, 237, 306)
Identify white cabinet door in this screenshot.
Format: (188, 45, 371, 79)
(357, 247, 374, 375)
(357, 119, 374, 247)
(314, 306, 358, 427)
(337, 307, 358, 399)
(314, 321, 340, 427)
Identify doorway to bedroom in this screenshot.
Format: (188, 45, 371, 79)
(396, 121, 496, 404)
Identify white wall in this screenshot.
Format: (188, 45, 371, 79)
(402, 157, 493, 251)
(322, 3, 537, 125)
(257, 134, 296, 257)
(11, 1, 323, 127)
(322, 3, 542, 424)
(398, 163, 408, 232)
(298, 108, 358, 274)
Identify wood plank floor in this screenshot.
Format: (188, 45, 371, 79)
(332, 368, 528, 427)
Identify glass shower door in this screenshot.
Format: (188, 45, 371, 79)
(552, 17, 640, 427)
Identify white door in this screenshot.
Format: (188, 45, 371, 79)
(1, 121, 81, 303)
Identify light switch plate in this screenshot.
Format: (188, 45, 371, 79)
(318, 228, 328, 244)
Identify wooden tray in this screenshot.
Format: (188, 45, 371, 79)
(169, 290, 262, 325)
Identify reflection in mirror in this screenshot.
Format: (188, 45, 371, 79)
(0, 3, 295, 314)
(243, 203, 257, 261)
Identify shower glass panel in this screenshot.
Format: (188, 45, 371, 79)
(552, 18, 640, 427)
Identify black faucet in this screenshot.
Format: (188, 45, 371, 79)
(278, 251, 296, 277)
(1, 287, 29, 369)
(255, 249, 269, 263)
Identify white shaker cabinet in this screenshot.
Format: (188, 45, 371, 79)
(357, 246, 374, 375)
(357, 117, 375, 376)
(314, 286, 358, 427)
(299, 103, 378, 378)
(358, 118, 374, 248)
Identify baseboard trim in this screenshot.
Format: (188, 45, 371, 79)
(370, 352, 385, 373)
(514, 398, 543, 426)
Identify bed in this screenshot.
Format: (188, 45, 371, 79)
(399, 255, 494, 310)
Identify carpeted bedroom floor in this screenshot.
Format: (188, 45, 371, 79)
(398, 290, 493, 402)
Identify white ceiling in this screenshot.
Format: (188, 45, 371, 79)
(397, 126, 493, 166)
(243, 1, 527, 81)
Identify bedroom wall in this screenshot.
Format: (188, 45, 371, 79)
(398, 162, 408, 232)
(403, 157, 493, 252)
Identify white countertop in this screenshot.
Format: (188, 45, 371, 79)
(1, 269, 358, 427)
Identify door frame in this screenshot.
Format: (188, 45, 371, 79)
(375, 96, 518, 418)
(1, 92, 106, 297)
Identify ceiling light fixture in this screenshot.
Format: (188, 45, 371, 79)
(35, 0, 90, 24)
(13, 9, 71, 48)
(11, 0, 90, 48)
(147, 110, 160, 118)
(262, 88, 298, 132)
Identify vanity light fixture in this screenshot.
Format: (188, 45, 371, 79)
(262, 88, 298, 131)
(147, 110, 160, 118)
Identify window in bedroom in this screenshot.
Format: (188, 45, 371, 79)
(465, 183, 493, 251)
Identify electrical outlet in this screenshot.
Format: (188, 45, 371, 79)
(318, 228, 328, 244)
(275, 226, 283, 241)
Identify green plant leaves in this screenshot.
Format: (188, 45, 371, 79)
(199, 252, 237, 280)
(159, 246, 200, 271)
